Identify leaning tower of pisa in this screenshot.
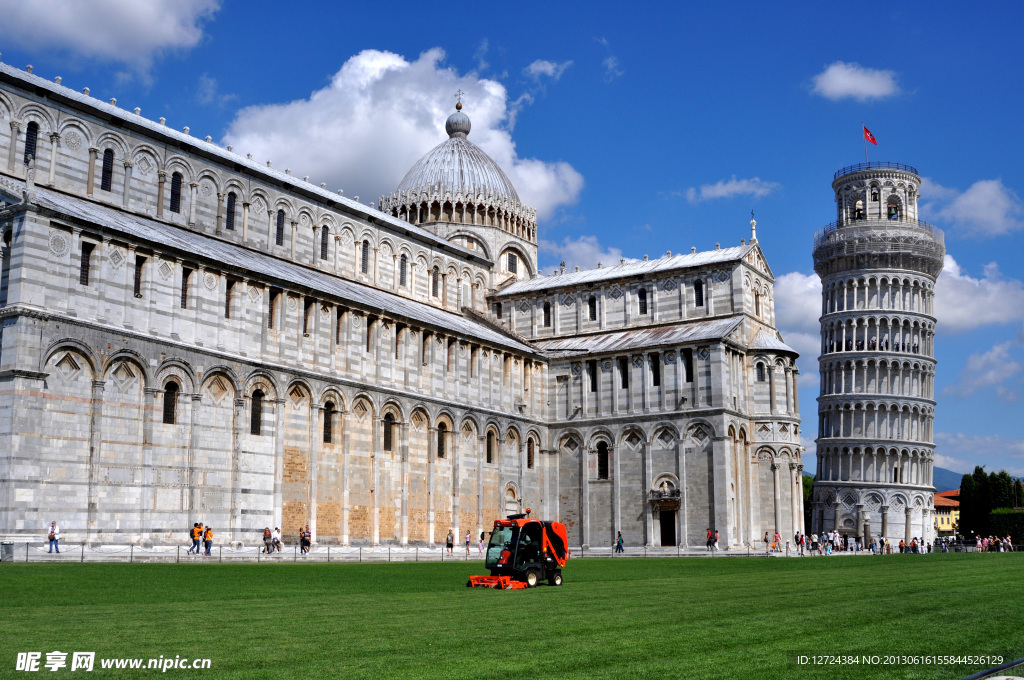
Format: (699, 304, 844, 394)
(811, 162, 945, 546)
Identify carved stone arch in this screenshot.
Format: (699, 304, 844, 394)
(273, 197, 295, 217)
(558, 430, 584, 456)
(102, 349, 153, 387)
(685, 420, 715, 442)
(94, 131, 130, 158)
(498, 243, 535, 276)
(243, 368, 280, 401)
(652, 424, 680, 448)
(380, 399, 405, 421)
(755, 446, 775, 463)
(154, 358, 198, 393)
(164, 155, 196, 183)
(378, 237, 396, 259)
(460, 415, 481, 440)
(57, 119, 92, 150)
(525, 428, 543, 447)
(620, 427, 649, 450)
(504, 424, 521, 444)
(42, 338, 100, 377)
(16, 103, 56, 132)
(0, 90, 14, 119)
(357, 229, 377, 248)
(348, 393, 375, 423)
(317, 211, 338, 230)
(222, 177, 246, 200)
(434, 408, 456, 431)
(319, 387, 346, 412)
(587, 428, 615, 451)
(446, 263, 458, 278)
(652, 472, 680, 494)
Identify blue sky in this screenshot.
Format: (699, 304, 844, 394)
(3, 1, 1023, 479)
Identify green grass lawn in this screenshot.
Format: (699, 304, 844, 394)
(1, 553, 1021, 679)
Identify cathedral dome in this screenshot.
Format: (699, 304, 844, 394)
(393, 107, 521, 204)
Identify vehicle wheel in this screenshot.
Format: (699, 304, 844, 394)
(548, 572, 563, 586)
(466, 580, 473, 588)
(525, 569, 539, 588)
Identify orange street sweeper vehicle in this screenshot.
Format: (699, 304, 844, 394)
(467, 509, 571, 589)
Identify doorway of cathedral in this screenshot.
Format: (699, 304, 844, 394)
(659, 511, 676, 546)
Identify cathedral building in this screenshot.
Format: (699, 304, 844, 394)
(811, 162, 944, 545)
(0, 61, 802, 550)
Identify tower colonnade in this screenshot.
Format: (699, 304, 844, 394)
(811, 162, 944, 546)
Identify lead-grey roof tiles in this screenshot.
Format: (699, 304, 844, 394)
(530, 317, 743, 355)
(495, 245, 754, 296)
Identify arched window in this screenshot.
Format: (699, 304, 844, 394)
(437, 422, 447, 459)
(486, 431, 495, 464)
(870, 187, 879, 201)
(431, 267, 439, 297)
(383, 413, 395, 452)
(597, 441, 609, 480)
(100, 149, 114, 192)
(507, 252, 518, 275)
(399, 254, 408, 287)
(275, 210, 285, 246)
(320, 226, 329, 260)
(323, 401, 335, 444)
(250, 389, 264, 435)
(180, 267, 192, 309)
(527, 439, 535, 469)
(638, 288, 648, 315)
(361, 240, 370, 274)
(543, 301, 551, 327)
(887, 198, 900, 220)
(225, 192, 237, 231)
(588, 295, 597, 321)
(23, 122, 39, 165)
(169, 172, 183, 214)
(756, 363, 766, 382)
(694, 279, 704, 307)
(854, 199, 865, 220)
(162, 381, 179, 424)
(754, 291, 761, 317)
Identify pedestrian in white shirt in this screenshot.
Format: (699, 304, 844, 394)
(47, 522, 60, 553)
(272, 527, 283, 553)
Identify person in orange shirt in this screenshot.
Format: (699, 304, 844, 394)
(203, 526, 213, 556)
(188, 523, 201, 554)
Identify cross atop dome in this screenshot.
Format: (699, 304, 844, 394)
(454, 89, 465, 111)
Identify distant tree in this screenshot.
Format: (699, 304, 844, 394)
(803, 474, 814, 534)
(959, 473, 976, 536)
(991, 471, 1015, 511)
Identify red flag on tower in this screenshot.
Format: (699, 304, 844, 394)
(863, 125, 878, 145)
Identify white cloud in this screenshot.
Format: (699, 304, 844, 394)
(774, 272, 821, 335)
(0, 0, 219, 73)
(922, 178, 1024, 237)
(525, 59, 573, 81)
(602, 56, 624, 82)
(686, 176, 780, 203)
(473, 39, 490, 73)
(222, 49, 583, 220)
(934, 432, 1024, 477)
(811, 61, 900, 101)
(942, 340, 1022, 399)
(935, 255, 1024, 332)
(537, 235, 633, 272)
(196, 74, 234, 108)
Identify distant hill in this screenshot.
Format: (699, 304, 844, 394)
(933, 466, 964, 493)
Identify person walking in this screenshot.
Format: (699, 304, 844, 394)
(188, 523, 201, 554)
(445, 529, 454, 556)
(301, 525, 311, 555)
(706, 528, 713, 552)
(465, 531, 471, 557)
(203, 526, 213, 556)
(47, 521, 60, 553)
(615, 531, 624, 554)
(272, 527, 283, 554)
(764, 531, 770, 554)
(478, 532, 485, 556)
(262, 527, 273, 554)
(713, 529, 720, 552)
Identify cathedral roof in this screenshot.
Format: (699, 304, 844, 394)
(494, 245, 755, 296)
(530, 317, 742, 355)
(393, 107, 521, 204)
(748, 329, 798, 354)
(7, 178, 536, 355)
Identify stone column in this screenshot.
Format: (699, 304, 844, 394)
(46, 132, 60, 185)
(341, 409, 350, 545)
(880, 505, 889, 542)
(400, 421, 410, 546)
(187, 182, 198, 226)
(790, 463, 801, 537)
(156, 171, 166, 218)
(6, 120, 20, 172)
(643, 436, 654, 546)
(612, 442, 621, 543)
(273, 398, 286, 531)
(309, 404, 321, 544)
(477, 435, 485, 539)
(215, 193, 224, 234)
(139, 387, 157, 539)
(290, 221, 297, 260)
(427, 426, 436, 546)
(121, 159, 133, 208)
(86, 146, 98, 195)
(855, 502, 865, 548)
(371, 416, 380, 546)
(904, 506, 913, 545)
(228, 396, 243, 539)
(242, 202, 250, 243)
(86, 379, 105, 542)
(833, 496, 841, 533)
(772, 462, 782, 534)
(266, 209, 274, 253)
(581, 443, 590, 548)
(451, 428, 460, 547)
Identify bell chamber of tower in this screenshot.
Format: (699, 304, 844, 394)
(810, 161, 945, 547)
